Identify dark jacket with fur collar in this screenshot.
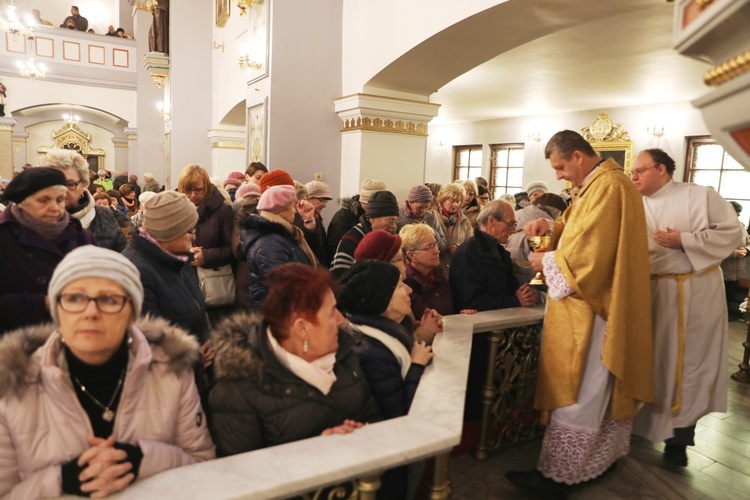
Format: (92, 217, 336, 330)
(0, 316, 215, 498)
(208, 312, 381, 457)
(240, 214, 312, 310)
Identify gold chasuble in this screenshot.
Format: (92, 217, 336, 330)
(535, 159, 653, 422)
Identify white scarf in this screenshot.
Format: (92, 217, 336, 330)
(70, 190, 96, 229)
(354, 324, 412, 379)
(266, 328, 337, 395)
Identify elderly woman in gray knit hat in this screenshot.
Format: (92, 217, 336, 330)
(0, 245, 215, 499)
(396, 184, 447, 254)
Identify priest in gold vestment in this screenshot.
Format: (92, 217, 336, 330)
(507, 130, 654, 497)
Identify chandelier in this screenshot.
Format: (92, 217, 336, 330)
(0, 1, 34, 40)
(17, 59, 47, 80)
(63, 113, 80, 125)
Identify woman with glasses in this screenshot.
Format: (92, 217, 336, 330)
(40, 149, 127, 252)
(0, 246, 215, 498)
(178, 165, 235, 320)
(434, 183, 473, 279)
(400, 224, 456, 317)
(0, 168, 96, 335)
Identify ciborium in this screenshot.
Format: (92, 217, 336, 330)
(528, 235, 552, 286)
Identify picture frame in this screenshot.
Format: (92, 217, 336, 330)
(246, 97, 268, 165)
(216, 0, 230, 28)
(246, 0, 270, 85)
(581, 113, 634, 174)
(591, 141, 635, 175)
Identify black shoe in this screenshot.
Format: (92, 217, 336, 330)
(664, 444, 688, 466)
(506, 469, 570, 499)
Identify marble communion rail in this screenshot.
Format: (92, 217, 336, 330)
(96, 307, 545, 499)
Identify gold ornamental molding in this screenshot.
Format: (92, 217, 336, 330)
(211, 140, 245, 149)
(341, 116, 428, 136)
(142, 52, 170, 88)
(580, 113, 631, 142)
(12, 137, 26, 143)
(703, 50, 750, 87)
(127, 135, 137, 141)
(135, 0, 154, 12)
(0, 126, 12, 132)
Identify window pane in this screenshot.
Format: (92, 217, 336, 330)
(694, 144, 724, 169)
(719, 171, 750, 199)
(508, 148, 524, 167)
(692, 170, 721, 190)
(508, 167, 523, 187)
(731, 200, 750, 221)
(724, 153, 744, 170)
(493, 167, 508, 186)
(494, 149, 509, 166)
(456, 167, 469, 181)
(493, 187, 505, 199)
(457, 149, 469, 166)
(469, 149, 483, 167)
(469, 167, 482, 180)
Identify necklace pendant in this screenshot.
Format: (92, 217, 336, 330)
(102, 409, 115, 422)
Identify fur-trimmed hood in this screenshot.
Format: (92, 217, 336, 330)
(338, 195, 364, 217)
(0, 315, 199, 400)
(211, 311, 265, 381)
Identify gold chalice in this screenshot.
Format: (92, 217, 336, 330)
(528, 235, 552, 286)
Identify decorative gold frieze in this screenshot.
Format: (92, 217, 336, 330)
(12, 137, 26, 142)
(341, 116, 428, 136)
(135, 0, 154, 12)
(142, 52, 170, 88)
(0, 126, 12, 132)
(114, 143, 129, 149)
(127, 135, 137, 141)
(211, 140, 245, 149)
(703, 50, 750, 87)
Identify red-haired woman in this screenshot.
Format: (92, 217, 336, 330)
(208, 263, 380, 455)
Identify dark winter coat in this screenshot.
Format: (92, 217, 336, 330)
(0, 207, 96, 334)
(449, 227, 521, 312)
(208, 313, 381, 456)
(294, 212, 329, 267)
(123, 231, 210, 342)
(241, 214, 312, 310)
(349, 315, 424, 420)
(404, 265, 454, 317)
(88, 206, 127, 252)
(327, 195, 365, 259)
(112, 175, 129, 191)
(195, 188, 234, 269)
(231, 200, 257, 309)
(329, 216, 373, 279)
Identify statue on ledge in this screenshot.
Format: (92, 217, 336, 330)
(148, 0, 169, 55)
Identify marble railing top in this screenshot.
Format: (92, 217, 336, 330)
(101, 306, 545, 499)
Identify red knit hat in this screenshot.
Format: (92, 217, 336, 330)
(259, 169, 294, 193)
(354, 230, 402, 262)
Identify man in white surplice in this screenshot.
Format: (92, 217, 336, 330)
(631, 148, 742, 466)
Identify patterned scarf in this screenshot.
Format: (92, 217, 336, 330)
(11, 203, 70, 240)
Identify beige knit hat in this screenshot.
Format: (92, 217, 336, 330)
(359, 178, 386, 204)
(143, 191, 198, 242)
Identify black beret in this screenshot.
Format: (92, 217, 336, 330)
(3, 167, 67, 204)
(337, 259, 401, 316)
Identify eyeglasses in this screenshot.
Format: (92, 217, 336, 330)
(499, 219, 518, 229)
(631, 165, 660, 177)
(478, 196, 490, 201)
(412, 243, 438, 252)
(385, 217, 398, 226)
(184, 187, 205, 195)
(58, 293, 129, 314)
(66, 180, 81, 190)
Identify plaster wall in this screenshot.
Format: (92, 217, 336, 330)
(25, 120, 115, 168)
(265, 0, 342, 222)
(341, 0, 503, 96)
(212, 6, 248, 128)
(425, 101, 710, 195)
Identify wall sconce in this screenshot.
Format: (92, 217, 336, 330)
(239, 54, 262, 71)
(432, 139, 444, 147)
(16, 58, 47, 80)
(212, 40, 224, 53)
(527, 132, 541, 142)
(647, 125, 665, 138)
(156, 101, 170, 119)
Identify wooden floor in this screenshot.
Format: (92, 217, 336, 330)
(449, 318, 750, 499)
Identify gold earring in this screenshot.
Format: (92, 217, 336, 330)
(303, 339, 309, 353)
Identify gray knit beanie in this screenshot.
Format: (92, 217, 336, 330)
(48, 245, 144, 323)
(143, 191, 198, 242)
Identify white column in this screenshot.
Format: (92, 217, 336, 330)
(334, 94, 440, 202)
(12, 131, 28, 170)
(133, 6, 166, 187)
(112, 137, 129, 172)
(169, 0, 212, 184)
(0, 117, 16, 179)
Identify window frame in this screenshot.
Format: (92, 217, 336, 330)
(453, 145, 483, 182)
(489, 143, 525, 199)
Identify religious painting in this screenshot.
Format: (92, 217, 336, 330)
(246, 98, 268, 165)
(581, 113, 634, 174)
(246, 0, 269, 85)
(216, 0, 230, 28)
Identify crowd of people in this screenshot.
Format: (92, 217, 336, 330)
(0, 131, 746, 498)
(29, 5, 130, 38)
